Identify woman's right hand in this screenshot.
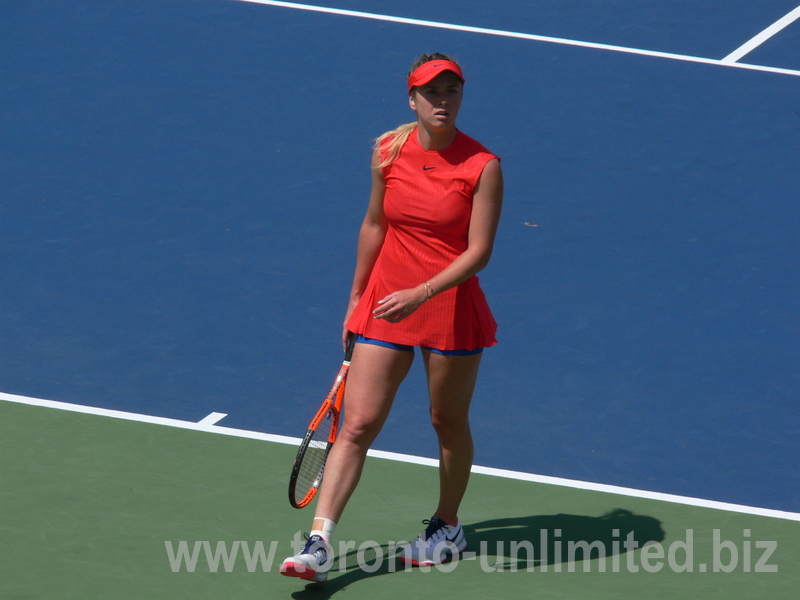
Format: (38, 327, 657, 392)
(342, 296, 360, 352)
(342, 326, 353, 353)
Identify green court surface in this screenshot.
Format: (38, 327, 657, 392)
(2, 399, 797, 599)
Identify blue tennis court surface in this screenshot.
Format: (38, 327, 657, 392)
(2, 0, 798, 515)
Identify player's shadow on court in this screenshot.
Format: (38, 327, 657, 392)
(290, 508, 664, 599)
(463, 508, 665, 570)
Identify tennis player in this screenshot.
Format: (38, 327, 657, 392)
(281, 52, 503, 582)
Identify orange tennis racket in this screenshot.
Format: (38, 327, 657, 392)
(288, 334, 356, 508)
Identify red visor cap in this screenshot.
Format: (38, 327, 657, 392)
(407, 60, 465, 94)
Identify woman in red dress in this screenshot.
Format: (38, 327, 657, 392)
(281, 53, 504, 582)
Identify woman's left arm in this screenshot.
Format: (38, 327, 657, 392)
(373, 158, 503, 322)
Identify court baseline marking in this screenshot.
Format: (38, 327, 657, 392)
(236, 0, 800, 77)
(3, 390, 799, 522)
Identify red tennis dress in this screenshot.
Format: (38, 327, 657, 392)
(346, 129, 499, 351)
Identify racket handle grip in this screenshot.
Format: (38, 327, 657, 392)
(344, 332, 357, 361)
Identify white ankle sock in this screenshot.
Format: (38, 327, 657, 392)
(311, 517, 337, 543)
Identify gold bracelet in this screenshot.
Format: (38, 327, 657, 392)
(424, 281, 434, 301)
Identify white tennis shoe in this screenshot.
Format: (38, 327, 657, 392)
(280, 534, 332, 583)
(399, 516, 467, 566)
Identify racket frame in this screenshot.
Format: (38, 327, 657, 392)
(288, 334, 356, 509)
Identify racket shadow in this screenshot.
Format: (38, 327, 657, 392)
(462, 508, 665, 570)
(289, 509, 664, 597)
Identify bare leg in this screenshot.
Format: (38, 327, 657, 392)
(313, 342, 414, 525)
(422, 350, 482, 525)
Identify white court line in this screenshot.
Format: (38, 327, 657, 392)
(198, 411, 228, 425)
(722, 5, 800, 64)
(2, 390, 799, 522)
(235, 0, 800, 77)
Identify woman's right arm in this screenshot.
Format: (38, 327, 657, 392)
(342, 148, 388, 348)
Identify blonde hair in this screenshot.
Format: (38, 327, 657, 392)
(373, 52, 462, 170)
(373, 122, 417, 169)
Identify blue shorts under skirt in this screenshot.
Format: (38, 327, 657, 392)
(355, 334, 483, 356)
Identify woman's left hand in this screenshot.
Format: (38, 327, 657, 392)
(372, 285, 428, 323)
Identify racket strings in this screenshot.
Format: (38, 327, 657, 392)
(290, 363, 349, 508)
(294, 409, 336, 502)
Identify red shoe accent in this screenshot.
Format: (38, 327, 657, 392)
(280, 560, 319, 581)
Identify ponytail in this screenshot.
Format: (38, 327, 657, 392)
(373, 122, 417, 170)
